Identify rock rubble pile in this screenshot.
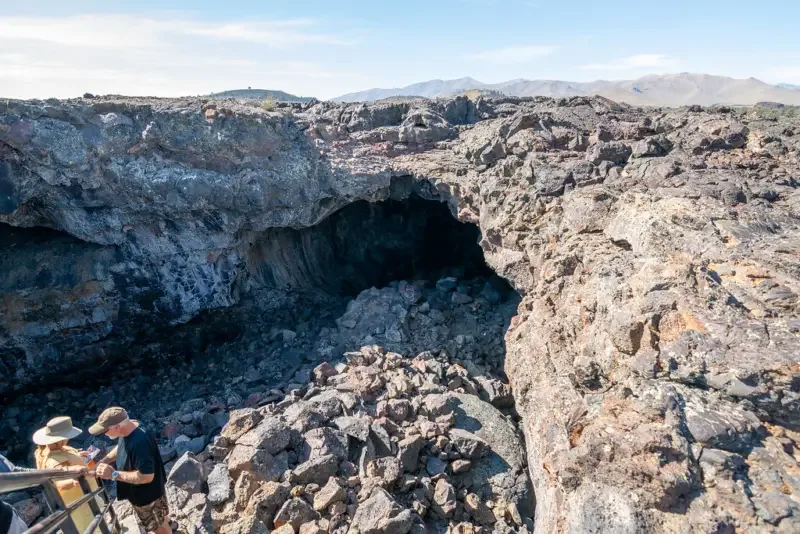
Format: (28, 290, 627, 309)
(166, 343, 531, 534)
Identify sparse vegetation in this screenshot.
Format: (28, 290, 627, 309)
(459, 88, 505, 101)
(260, 95, 277, 111)
(750, 103, 799, 120)
(212, 88, 313, 103)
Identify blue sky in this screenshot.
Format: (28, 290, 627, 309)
(1, 0, 799, 99)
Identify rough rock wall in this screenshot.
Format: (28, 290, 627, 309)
(2, 95, 800, 532)
(0, 98, 397, 391)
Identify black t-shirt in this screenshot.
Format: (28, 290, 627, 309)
(115, 426, 166, 506)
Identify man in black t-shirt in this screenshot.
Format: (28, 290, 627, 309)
(89, 407, 171, 534)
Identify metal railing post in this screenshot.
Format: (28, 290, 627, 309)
(77, 477, 110, 534)
(40, 480, 80, 534)
(0, 469, 119, 534)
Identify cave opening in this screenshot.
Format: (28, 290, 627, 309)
(1, 192, 523, 477)
(247, 193, 499, 296)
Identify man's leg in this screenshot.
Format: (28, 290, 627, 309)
(133, 496, 171, 534)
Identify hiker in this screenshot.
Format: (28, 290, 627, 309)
(1, 452, 85, 534)
(33, 416, 102, 534)
(89, 408, 171, 534)
(1, 454, 36, 534)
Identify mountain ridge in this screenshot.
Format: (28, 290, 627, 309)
(332, 73, 800, 106)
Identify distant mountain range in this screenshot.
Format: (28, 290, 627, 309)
(211, 88, 314, 102)
(778, 83, 800, 91)
(332, 73, 800, 106)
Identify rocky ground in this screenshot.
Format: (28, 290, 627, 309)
(169, 342, 531, 534)
(2, 94, 800, 532)
(3, 275, 523, 533)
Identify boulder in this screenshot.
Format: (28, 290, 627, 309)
(313, 477, 345, 511)
(221, 409, 262, 442)
(397, 435, 425, 472)
(448, 429, 489, 459)
(333, 416, 371, 442)
(167, 453, 204, 495)
(273, 498, 319, 531)
(291, 455, 339, 485)
(585, 141, 632, 165)
(227, 444, 273, 479)
(464, 493, 495, 525)
(12, 497, 44, 525)
(249, 481, 291, 517)
(237, 417, 292, 455)
(431, 479, 456, 519)
(366, 457, 402, 486)
(301, 427, 349, 461)
(350, 488, 413, 534)
(425, 456, 447, 476)
(207, 463, 232, 504)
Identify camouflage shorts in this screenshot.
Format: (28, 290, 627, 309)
(132, 495, 169, 532)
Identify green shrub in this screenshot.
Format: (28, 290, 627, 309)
(261, 96, 277, 111)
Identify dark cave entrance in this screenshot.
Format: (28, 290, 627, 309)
(248, 193, 501, 296)
(138, 191, 519, 379)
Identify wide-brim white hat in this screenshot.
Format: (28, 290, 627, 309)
(32, 416, 83, 446)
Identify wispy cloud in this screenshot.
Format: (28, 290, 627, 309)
(179, 20, 353, 47)
(0, 14, 352, 49)
(580, 54, 678, 71)
(465, 45, 556, 65)
(0, 13, 356, 99)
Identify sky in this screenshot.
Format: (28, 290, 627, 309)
(1, 0, 799, 100)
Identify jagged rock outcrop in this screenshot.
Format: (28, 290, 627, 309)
(1, 94, 799, 532)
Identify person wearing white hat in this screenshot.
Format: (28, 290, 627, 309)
(32, 416, 101, 534)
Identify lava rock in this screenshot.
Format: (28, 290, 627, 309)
(291, 454, 339, 485)
(350, 488, 413, 534)
(207, 463, 232, 504)
(397, 435, 425, 472)
(302, 427, 349, 461)
(448, 429, 490, 459)
(333, 416, 371, 442)
(313, 477, 345, 511)
(274, 498, 319, 531)
(237, 417, 291, 455)
(431, 478, 457, 518)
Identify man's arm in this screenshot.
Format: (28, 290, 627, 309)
(99, 445, 118, 465)
(115, 470, 154, 485)
(94, 463, 154, 484)
(95, 435, 156, 485)
(0, 454, 34, 473)
(10, 464, 35, 473)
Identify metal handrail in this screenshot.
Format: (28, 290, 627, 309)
(21, 487, 104, 534)
(0, 469, 86, 493)
(0, 470, 120, 534)
(82, 498, 114, 534)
